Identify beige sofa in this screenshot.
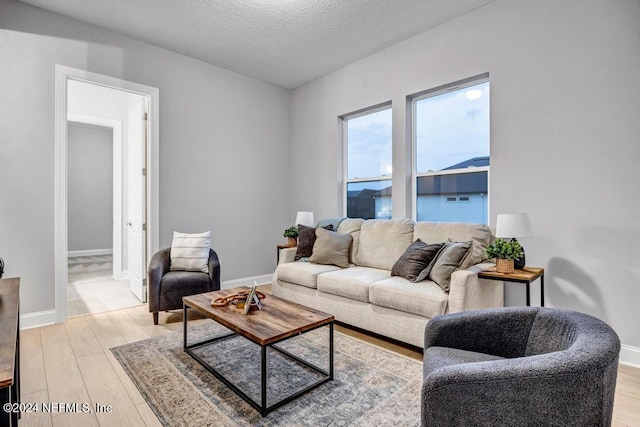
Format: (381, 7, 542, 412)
(272, 218, 503, 347)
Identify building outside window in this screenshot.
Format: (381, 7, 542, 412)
(413, 77, 490, 224)
(343, 106, 392, 219)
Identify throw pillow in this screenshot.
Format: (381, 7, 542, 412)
(428, 241, 472, 292)
(170, 231, 211, 273)
(310, 227, 353, 268)
(391, 240, 444, 282)
(294, 224, 333, 261)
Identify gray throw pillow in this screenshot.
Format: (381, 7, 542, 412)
(295, 224, 333, 261)
(391, 240, 444, 282)
(428, 241, 472, 291)
(310, 227, 352, 268)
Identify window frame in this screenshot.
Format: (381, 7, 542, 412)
(341, 102, 393, 218)
(410, 74, 490, 222)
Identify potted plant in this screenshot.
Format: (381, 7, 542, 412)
(485, 238, 524, 273)
(283, 226, 298, 246)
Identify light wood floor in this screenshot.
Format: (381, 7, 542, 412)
(19, 295, 640, 426)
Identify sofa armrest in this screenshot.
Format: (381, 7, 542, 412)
(207, 248, 221, 291)
(278, 247, 297, 265)
(148, 248, 171, 312)
(447, 262, 503, 314)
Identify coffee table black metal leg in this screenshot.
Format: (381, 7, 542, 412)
(540, 275, 545, 307)
(261, 345, 268, 416)
(329, 322, 334, 380)
(526, 282, 531, 306)
(183, 304, 188, 350)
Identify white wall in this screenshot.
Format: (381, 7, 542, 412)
(290, 0, 640, 347)
(0, 0, 291, 315)
(67, 122, 113, 252)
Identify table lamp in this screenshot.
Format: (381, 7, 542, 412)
(295, 211, 315, 227)
(495, 213, 532, 270)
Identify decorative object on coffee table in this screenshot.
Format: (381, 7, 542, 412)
(485, 238, 523, 273)
(243, 285, 257, 314)
(210, 288, 266, 308)
(496, 213, 532, 270)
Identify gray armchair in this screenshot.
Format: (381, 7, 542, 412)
(421, 307, 620, 427)
(148, 247, 221, 324)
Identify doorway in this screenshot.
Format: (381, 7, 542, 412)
(66, 118, 140, 316)
(54, 66, 160, 323)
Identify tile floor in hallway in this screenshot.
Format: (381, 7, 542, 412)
(67, 255, 143, 317)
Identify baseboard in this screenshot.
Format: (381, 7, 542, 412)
(17, 275, 271, 329)
(620, 344, 640, 368)
(20, 310, 56, 330)
(68, 249, 113, 257)
(221, 274, 272, 289)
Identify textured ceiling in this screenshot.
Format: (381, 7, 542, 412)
(18, 0, 494, 89)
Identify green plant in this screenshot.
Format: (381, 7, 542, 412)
(485, 238, 524, 260)
(283, 226, 298, 238)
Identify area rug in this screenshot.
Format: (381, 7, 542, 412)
(111, 321, 422, 426)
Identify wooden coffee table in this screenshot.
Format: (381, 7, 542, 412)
(182, 287, 334, 416)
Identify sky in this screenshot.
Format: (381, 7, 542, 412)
(346, 81, 490, 179)
(347, 108, 393, 179)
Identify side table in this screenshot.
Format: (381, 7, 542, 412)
(277, 244, 296, 264)
(478, 266, 545, 307)
(0, 277, 20, 427)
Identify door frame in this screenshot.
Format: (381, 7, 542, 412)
(54, 65, 160, 323)
(67, 114, 124, 279)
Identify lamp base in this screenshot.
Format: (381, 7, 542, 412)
(513, 239, 526, 270)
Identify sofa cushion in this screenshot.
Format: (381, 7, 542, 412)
(413, 222, 491, 268)
(336, 218, 365, 264)
(423, 346, 505, 379)
(276, 261, 341, 289)
(310, 227, 353, 268)
(317, 267, 390, 303)
(391, 240, 444, 282)
(355, 219, 415, 270)
(428, 241, 472, 292)
(370, 277, 448, 318)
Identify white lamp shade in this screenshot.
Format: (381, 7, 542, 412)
(295, 211, 315, 227)
(496, 213, 532, 238)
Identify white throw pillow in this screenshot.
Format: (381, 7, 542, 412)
(170, 231, 211, 273)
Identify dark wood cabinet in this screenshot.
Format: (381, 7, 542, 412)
(0, 277, 20, 426)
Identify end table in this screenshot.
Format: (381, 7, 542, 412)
(277, 243, 296, 264)
(478, 266, 545, 307)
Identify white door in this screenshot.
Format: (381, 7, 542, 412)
(127, 96, 148, 302)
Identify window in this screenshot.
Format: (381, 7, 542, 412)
(413, 78, 490, 224)
(343, 106, 392, 219)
